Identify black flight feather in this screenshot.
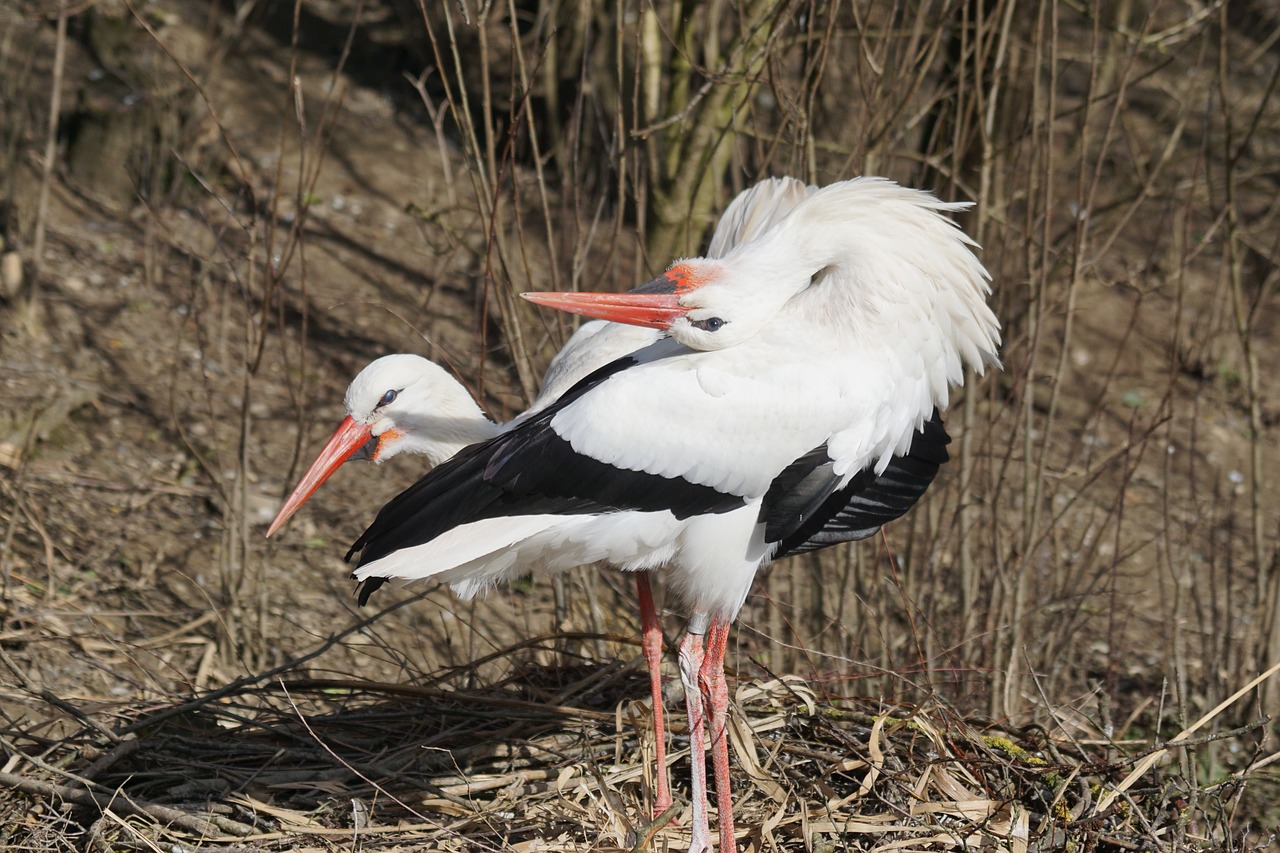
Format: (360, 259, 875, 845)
(767, 409, 950, 558)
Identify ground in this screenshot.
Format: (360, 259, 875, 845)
(0, 1, 1278, 850)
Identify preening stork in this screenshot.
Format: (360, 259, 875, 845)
(267, 177, 815, 817)
(347, 177, 1001, 851)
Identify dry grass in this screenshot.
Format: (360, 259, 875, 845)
(2, 632, 1272, 851)
(0, 0, 1278, 849)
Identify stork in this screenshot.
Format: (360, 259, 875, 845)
(267, 177, 815, 817)
(347, 177, 1001, 850)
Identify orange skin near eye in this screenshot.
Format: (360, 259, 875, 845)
(663, 262, 711, 294)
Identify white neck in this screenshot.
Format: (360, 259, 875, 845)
(395, 399, 502, 467)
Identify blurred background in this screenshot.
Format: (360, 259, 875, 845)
(0, 0, 1277, 846)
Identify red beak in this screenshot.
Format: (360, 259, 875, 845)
(266, 416, 373, 537)
(522, 266, 701, 329)
(521, 290, 685, 329)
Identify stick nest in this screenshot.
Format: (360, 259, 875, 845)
(0, 644, 1269, 852)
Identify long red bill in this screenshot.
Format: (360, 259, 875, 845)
(521, 290, 686, 329)
(266, 416, 373, 537)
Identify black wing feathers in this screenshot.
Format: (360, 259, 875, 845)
(759, 446, 843, 545)
(768, 410, 951, 558)
(345, 438, 603, 567)
(486, 427, 742, 519)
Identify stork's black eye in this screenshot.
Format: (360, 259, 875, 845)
(377, 389, 399, 408)
(692, 317, 725, 332)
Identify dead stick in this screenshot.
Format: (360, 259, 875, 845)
(76, 735, 141, 784)
(629, 803, 680, 853)
(0, 770, 254, 837)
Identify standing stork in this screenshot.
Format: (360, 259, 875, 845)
(267, 177, 815, 816)
(346, 177, 1001, 851)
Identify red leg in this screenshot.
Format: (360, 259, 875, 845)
(635, 571, 672, 814)
(699, 618, 735, 852)
(678, 617, 711, 852)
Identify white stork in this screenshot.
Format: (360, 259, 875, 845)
(346, 177, 1000, 851)
(267, 177, 814, 817)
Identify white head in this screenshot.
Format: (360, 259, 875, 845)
(341, 354, 495, 465)
(521, 175, 817, 351)
(266, 354, 498, 537)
